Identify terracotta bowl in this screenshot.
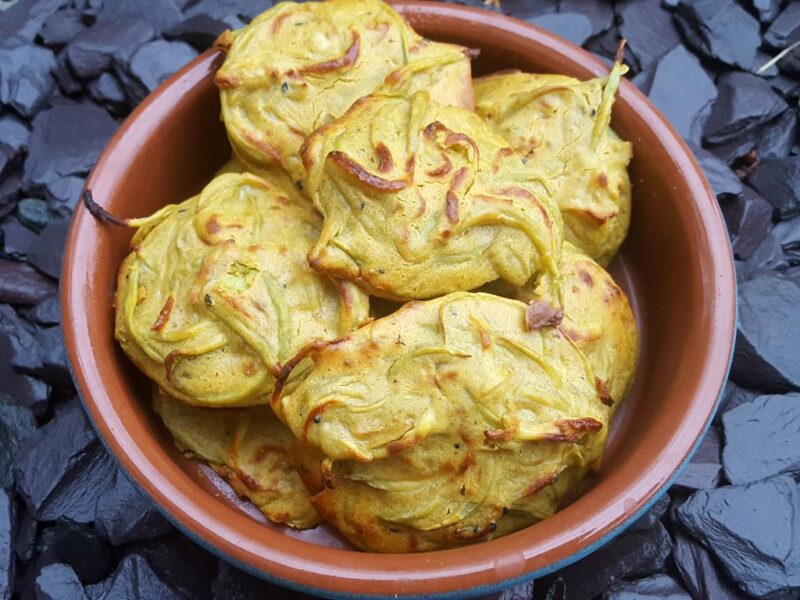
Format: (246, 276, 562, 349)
(61, 2, 736, 598)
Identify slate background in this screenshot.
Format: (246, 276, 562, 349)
(1, 0, 800, 598)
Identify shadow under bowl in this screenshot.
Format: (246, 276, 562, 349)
(61, 2, 736, 598)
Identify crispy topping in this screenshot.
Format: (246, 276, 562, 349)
(595, 377, 614, 407)
(525, 301, 564, 331)
(328, 151, 410, 191)
(300, 32, 360, 75)
(375, 142, 394, 173)
(523, 473, 559, 497)
(150, 296, 174, 332)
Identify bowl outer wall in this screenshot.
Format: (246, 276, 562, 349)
(60, 2, 737, 598)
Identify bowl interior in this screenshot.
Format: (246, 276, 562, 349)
(62, 3, 735, 598)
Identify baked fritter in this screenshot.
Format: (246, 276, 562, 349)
(474, 59, 632, 265)
(274, 292, 609, 552)
(115, 172, 369, 407)
(215, 0, 474, 185)
(152, 389, 320, 529)
(301, 91, 564, 302)
(485, 242, 638, 410)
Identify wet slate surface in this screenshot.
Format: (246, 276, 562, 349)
(722, 393, 800, 484)
(603, 574, 691, 600)
(675, 0, 762, 69)
(673, 532, 753, 600)
(0, 397, 37, 490)
(731, 273, 800, 392)
(0, 490, 14, 600)
(675, 425, 721, 491)
(2, 1, 800, 599)
(676, 475, 800, 597)
(34, 563, 88, 600)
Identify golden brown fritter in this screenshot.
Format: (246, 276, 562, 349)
(152, 389, 320, 529)
(215, 0, 474, 185)
(301, 91, 564, 302)
(485, 242, 638, 411)
(474, 59, 632, 265)
(274, 292, 609, 551)
(115, 172, 369, 407)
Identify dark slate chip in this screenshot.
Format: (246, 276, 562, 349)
(764, 2, 800, 50)
(617, 0, 682, 71)
(87, 73, 128, 114)
(715, 382, 758, 425)
(673, 532, 752, 600)
(95, 470, 172, 546)
(14, 505, 36, 563)
(0, 395, 36, 490)
(628, 491, 670, 532)
(65, 17, 156, 80)
(676, 475, 800, 597)
(16, 199, 49, 233)
(0, 490, 14, 600)
(131, 533, 219, 600)
(731, 273, 800, 392)
(0, 39, 56, 119)
(182, 0, 266, 28)
(603, 573, 691, 600)
(748, 157, 800, 221)
(542, 578, 566, 600)
(771, 73, 800, 100)
(559, 0, 614, 37)
(211, 561, 299, 600)
(739, 231, 798, 282)
(750, 0, 783, 25)
(689, 146, 742, 199)
(0, 0, 69, 44)
(34, 326, 71, 389)
(583, 26, 623, 62)
(51, 52, 82, 97)
(499, 0, 559, 21)
(13, 402, 116, 524)
(23, 103, 117, 189)
(17, 520, 110, 597)
(703, 72, 788, 147)
(493, 580, 534, 600)
(722, 393, 800, 485)
(720, 186, 773, 260)
(647, 45, 717, 141)
(34, 563, 88, 600)
(0, 113, 31, 165)
(543, 522, 672, 599)
(706, 106, 799, 167)
(0, 259, 56, 305)
(675, 426, 721, 490)
(44, 176, 84, 217)
(0, 303, 42, 375)
(119, 40, 198, 106)
(674, 0, 761, 70)
(41, 522, 110, 584)
(85, 554, 180, 600)
(22, 294, 60, 327)
(96, 0, 183, 35)
(0, 217, 37, 261)
(0, 175, 21, 221)
(530, 13, 593, 46)
(0, 353, 48, 416)
(38, 9, 87, 48)
(0, 395, 36, 488)
(164, 14, 228, 50)
(26, 217, 70, 280)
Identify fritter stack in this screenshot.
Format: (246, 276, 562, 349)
(113, 0, 638, 553)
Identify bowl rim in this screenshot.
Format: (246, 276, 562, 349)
(61, 2, 737, 598)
